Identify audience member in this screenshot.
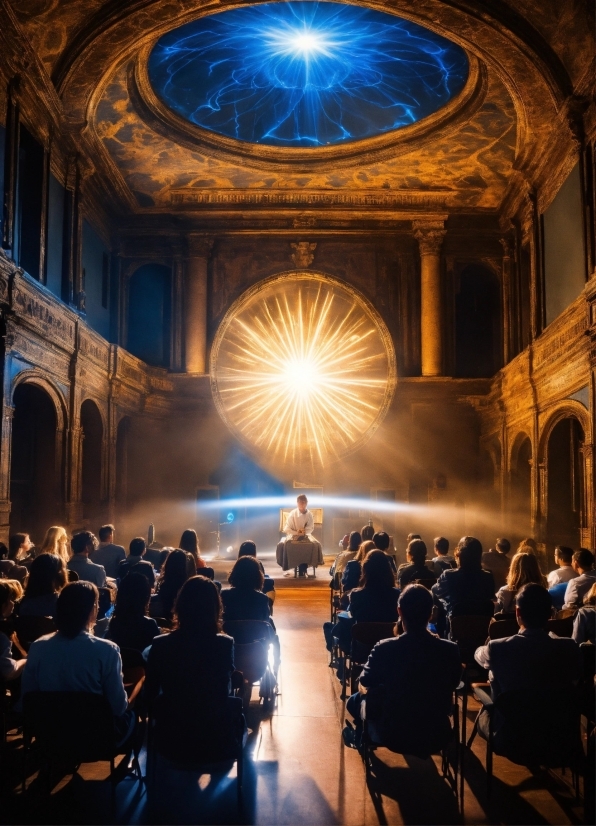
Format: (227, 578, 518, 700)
(339, 534, 350, 550)
(179, 529, 206, 570)
(118, 537, 156, 587)
(9, 532, 35, 566)
(372, 531, 397, 572)
(481, 538, 511, 590)
(330, 531, 362, 577)
(22, 582, 134, 744)
(0, 580, 26, 682)
(222, 556, 271, 624)
(547, 546, 577, 588)
(429, 537, 456, 578)
(348, 550, 399, 623)
(145, 576, 238, 762)
(495, 552, 546, 615)
(343, 585, 461, 753)
(432, 536, 495, 619)
(397, 539, 434, 589)
(563, 549, 596, 609)
(341, 540, 375, 594)
(361, 524, 375, 542)
(152, 549, 190, 621)
(106, 573, 160, 652)
(517, 538, 538, 553)
(474, 584, 581, 747)
(238, 540, 274, 595)
(90, 524, 126, 578)
(67, 532, 107, 587)
(19, 553, 66, 618)
(38, 526, 70, 568)
(572, 582, 596, 645)
(0, 541, 27, 583)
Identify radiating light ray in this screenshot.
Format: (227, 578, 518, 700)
(149, 1, 469, 147)
(210, 273, 396, 471)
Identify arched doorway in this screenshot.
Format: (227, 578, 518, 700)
(115, 416, 131, 515)
(10, 383, 61, 541)
(80, 400, 103, 523)
(546, 417, 585, 554)
(510, 436, 532, 543)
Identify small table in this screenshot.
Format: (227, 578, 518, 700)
(276, 539, 324, 574)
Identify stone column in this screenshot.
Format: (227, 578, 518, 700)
(413, 220, 446, 377)
(0, 404, 14, 544)
(500, 236, 513, 365)
(185, 236, 213, 374)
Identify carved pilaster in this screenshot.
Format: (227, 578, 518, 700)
(171, 255, 184, 371)
(0, 404, 14, 542)
(500, 236, 514, 365)
(185, 235, 214, 374)
(2, 77, 19, 252)
(65, 424, 84, 530)
(413, 220, 446, 377)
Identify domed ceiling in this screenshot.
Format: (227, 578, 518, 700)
(147, 2, 469, 148)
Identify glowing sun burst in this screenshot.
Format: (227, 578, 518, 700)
(210, 273, 396, 471)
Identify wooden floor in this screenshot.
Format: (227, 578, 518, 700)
(1, 585, 586, 825)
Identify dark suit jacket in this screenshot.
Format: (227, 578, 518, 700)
(348, 586, 399, 623)
(118, 556, 155, 588)
(360, 631, 461, 757)
(432, 567, 495, 617)
(221, 587, 271, 623)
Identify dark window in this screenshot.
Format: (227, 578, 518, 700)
(101, 252, 109, 308)
(455, 265, 501, 378)
(127, 264, 172, 367)
(17, 125, 44, 279)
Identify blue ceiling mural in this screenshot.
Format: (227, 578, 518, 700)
(148, 1, 469, 148)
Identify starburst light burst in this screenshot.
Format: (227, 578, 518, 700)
(210, 273, 396, 472)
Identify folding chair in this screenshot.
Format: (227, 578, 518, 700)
(342, 622, 397, 699)
(546, 616, 574, 637)
(224, 620, 277, 707)
(414, 577, 437, 591)
(488, 617, 519, 640)
(330, 572, 342, 623)
(22, 691, 142, 812)
(471, 686, 584, 799)
(449, 614, 491, 743)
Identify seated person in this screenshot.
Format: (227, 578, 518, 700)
(151, 549, 190, 621)
(349, 550, 400, 624)
(222, 557, 272, 625)
(21, 581, 134, 744)
(238, 540, 273, 597)
(338, 534, 350, 551)
(145, 576, 240, 763)
(19, 553, 67, 619)
(1, 534, 31, 583)
(118, 537, 156, 588)
(372, 531, 397, 573)
(341, 540, 375, 595)
(0, 580, 27, 683)
(67, 531, 107, 588)
(572, 582, 596, 645)
(179, 529, 206, 571)
(547, 545, 577, 588)
(563, 549, 596, 609)
(361, 524, 375, 542)
(429, 536, 456, 579)
(106, 573, 160, 652)
(548, 580, 570, 611)
(277, 494, 322, 577)
(481, 538, 511, 591)
(397, 539, 434, 589)
(474, 583, 581, 750)
(330, 531, 362, 578)
(38, 526, 71, 569)
(344, 584, 461, 753)
(495, 551, 546, 615)
(432, 536, 495, 620)
(90, 524, 126, 579)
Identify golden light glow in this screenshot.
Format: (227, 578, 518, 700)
(210, 272, 396, 471)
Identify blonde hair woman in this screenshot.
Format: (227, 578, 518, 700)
(496, 552, 546, 614)
(39, 526, 70, 567)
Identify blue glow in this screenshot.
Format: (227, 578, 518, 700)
(197, 495, 421, 514)
(148, 2, 469, 147)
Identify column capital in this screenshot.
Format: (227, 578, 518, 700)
(412, 220, 446, 256)
(187, 234, 214, 259)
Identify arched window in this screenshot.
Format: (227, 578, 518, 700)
(80, 400, 103, 521)
(547, 417, 585, 553)
(127, 264, 171, 367)
(455, 265, 501, 377)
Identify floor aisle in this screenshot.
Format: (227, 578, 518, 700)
(4, 584, 586, 825)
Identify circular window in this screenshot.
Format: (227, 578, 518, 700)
(148, 1, 469, 149)
(210, 272, 397, 472)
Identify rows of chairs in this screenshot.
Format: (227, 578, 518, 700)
(334, 601, 593, 818)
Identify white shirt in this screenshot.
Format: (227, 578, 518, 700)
(547, 565, 578, 588)
(563, 570, 596, 609)
(284, 507, 314, 538)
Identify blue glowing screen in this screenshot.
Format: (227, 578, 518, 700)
(148, 2, 469, 147)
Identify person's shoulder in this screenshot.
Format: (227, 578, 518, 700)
(217, 632, 234, 648)
(87, 633, 120, 654)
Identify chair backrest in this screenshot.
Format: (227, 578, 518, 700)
(556, 608, 578, 620)
(488, 618, 519, 640)
(233, 641, 269, 684)
(14, 615, 56, 651)
(23, 691, 116, 762)
(414, 578, 437, 591)
(546, 616, 574, 637)
(120, 647, 146, 670)
(351, 622, 396, 664)
(450, 614, 491, 643)
(223, 620, 271, 644)
(493, 688, 582, 767)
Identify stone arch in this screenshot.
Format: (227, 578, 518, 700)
(80, 398, 105, 522)
(509, 430, 533, 543)
(11, 370, 68, 432)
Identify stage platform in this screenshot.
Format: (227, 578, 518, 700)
(203, 548, 335, 588)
